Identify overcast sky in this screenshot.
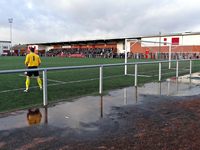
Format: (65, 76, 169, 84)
(1, 0, 200, 44)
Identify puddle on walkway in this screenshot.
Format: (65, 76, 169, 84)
(1, 75, 200, 131)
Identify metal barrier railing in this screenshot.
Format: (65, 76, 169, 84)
(0, 59, 198, 106)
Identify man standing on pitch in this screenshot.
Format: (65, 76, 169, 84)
(24, 47, 42, 92)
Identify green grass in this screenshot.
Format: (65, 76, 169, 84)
(0, 56, 200, 113)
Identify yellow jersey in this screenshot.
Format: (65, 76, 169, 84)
(25, 52, 41, 67)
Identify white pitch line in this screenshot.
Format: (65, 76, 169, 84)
(18, 74, 66, 84)
(126, 74, 151, 77)
(0, 74, 124, 94)
(0, 78, 95, 93)
(46, 79, 66, 83)
(0, 86, 40, 93)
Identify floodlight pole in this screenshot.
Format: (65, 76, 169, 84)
(124, 39, 128, 75)
(8, 18, 13, 48)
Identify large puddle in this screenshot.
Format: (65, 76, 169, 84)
(1, 74, 200, 131)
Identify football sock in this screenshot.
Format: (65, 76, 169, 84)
(26, 76, 30, 90)
(37, 77, 42, 89)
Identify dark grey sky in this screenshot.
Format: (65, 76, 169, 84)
(1, 0, 200, 44)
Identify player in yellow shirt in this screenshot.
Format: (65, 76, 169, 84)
(24, 47, 42, 92)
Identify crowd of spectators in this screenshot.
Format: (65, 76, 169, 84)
(46, 48, 116, 58)
(129, 52, 200, 59)
(37, 48, 200, 60)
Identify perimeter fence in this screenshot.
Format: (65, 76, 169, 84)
(0, 59, 200, 111)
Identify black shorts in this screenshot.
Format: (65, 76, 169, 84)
(27, 66, 39, 77)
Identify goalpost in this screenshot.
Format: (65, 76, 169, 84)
(124, 39, 172, 75)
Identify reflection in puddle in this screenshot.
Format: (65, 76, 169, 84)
(135, 86, 138, 103)
(100, 96, 103, 118)
(27, 108, 42, 125)
(44, 107, 48, 124)
(1, 77, 200, 131)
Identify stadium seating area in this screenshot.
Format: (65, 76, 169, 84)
(45, 48, 199, 59)
(46, 48, 115, 58)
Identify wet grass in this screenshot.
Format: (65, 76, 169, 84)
(0, 56, 200, 112)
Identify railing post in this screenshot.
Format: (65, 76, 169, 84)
(189, 59, 192, 86)
(159, 62, 161, 82)
(190, 60, 192, 77)
(43, 70, 48, 106)
(135, 64, 138, 86)
(169, 44, 172, 69)
(99, 66, 103, 95)
(176, 60, 179, 78)
(124, 39, 128, 75)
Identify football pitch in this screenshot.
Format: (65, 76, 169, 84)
(0, 56, 200, 113)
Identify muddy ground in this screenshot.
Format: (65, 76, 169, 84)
(1, 94, 200, 150)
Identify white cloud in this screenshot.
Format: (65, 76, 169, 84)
(26, 1, 34, 9)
